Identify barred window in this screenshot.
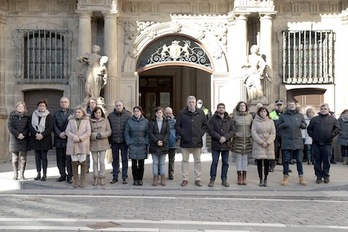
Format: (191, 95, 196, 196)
(16, 29, 71, 83)
(282, 30, 334, 84)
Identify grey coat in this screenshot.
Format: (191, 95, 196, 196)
(338, 117, 348, 146)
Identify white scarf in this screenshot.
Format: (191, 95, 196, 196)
(31, 109, 50, 133)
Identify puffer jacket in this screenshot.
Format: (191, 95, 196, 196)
(65, 115, 91, 155)
(278, 109, 307, 150)
(7, 111, 30, 152)
(251, 114, 276, 159)
(231, 111, 253, 155)
(148, 117, 170, 155)
(175, 107, 210, 148)
(307, 113, 340, 145)
(125, 115, 149, 160)
(208, 111, 235, 151)
(107, 108, 131, 144)
(90, 117, 112, 152)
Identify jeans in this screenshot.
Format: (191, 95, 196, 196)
(282, 149, 303, 176)
(235, 153, 248, 171)
(210, 150, 229, 180)
(35, 150, 48, 174)
(92, 150, 106, 177)
(152, 153, 166, 176)
(312, 143, 331, 178)
(56, 147, 72, 178)
(112, 143, 129, 180)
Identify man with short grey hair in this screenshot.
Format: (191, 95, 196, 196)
(175, 96, 211, 187)
(307, 103, 340, 184)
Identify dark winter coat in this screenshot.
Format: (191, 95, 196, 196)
(175, 107, 210, 148)
(208, 111, 235, 151)
(307, 113, 340, 145)
(125, 115, 149, 160)
(338, 117, 348, 146)
(108, 108, 131, 144)
(7, 111, 30, 152)
(28, 112, 54, 151)
(167, 116, 177, 149)
(278, 109, 307, 150)
(53, 108, 74, 148)
(148, 117, 170, 155)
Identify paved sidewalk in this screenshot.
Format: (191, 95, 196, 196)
(1, 150, 348, 199)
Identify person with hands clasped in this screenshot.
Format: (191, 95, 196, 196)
(66, 105, 91, 188)
(251, 106, 276, 187)
(90, 106, 111, 186)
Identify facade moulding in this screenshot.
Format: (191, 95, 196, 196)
(77, 0, 117, 13)
(123, 18, 228, 74)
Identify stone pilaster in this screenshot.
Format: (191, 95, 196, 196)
(76, 12, 92, 104)
(103, 12, 118, 111)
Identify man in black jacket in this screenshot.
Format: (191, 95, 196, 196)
(108, 100, 131, 184)
(175, 96, 211, 187)
(207, 103, 235, 187)
(307, 103, 340, 184)
(53, 97, 74, 183)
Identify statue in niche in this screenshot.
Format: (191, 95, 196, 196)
(242, 45, 272, 101)
(77, 45, 108, 100)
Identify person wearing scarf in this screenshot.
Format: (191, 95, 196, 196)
(28, 99, 54, 181)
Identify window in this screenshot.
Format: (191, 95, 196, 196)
(16, 29, 71, 83)
(282, 30, 334, 84)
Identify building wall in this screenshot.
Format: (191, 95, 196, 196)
(1, 0, 348, 161)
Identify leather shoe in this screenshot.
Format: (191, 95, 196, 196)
(221, 180, 230, 187)
(122, 179, 128, 184)
(67, 177, 72, 184)
(56, 176, 66, 182)
(110, 178, 118, 184)
(195, 180, 202, 187)
(138, 180, 143, 186)
(180, 180, 188, 187)
(41, 175, 47, 181)
(169, 175, 174, 180)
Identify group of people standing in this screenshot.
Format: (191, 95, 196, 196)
(7, 95, 345, 188)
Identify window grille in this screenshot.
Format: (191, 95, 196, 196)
(16, 29, 71, 83)
(282, 30, 334, 84)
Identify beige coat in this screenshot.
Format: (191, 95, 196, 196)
(66, 115, 91, 155)
(90, 117, 111, 152)
(251, 114, 276, 159)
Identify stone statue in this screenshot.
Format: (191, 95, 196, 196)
(77, 45, 108, 99)
(242, 45, 271, 101)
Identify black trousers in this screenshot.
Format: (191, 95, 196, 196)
(132, 159, 145, 181)
(257, 159, 270, 180)
(35, 150, 48, 174)
(168, 148, 176, 177)
(56, 147, 72, 178)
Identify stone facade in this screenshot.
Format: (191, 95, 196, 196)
(1, 0, 348, 161)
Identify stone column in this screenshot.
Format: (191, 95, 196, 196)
(77, 12, 92, 104)
(0, 12, 7, 115)
(259, 13, 274, 102)
(235, 14, 248, 102)
(103, 12, 118, 111)
(0, 11, 8, 162)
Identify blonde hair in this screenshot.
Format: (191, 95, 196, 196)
(14, 101, 27, 112)
(74, 105, 87, 116)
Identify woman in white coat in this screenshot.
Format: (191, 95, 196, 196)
(251, 106, 276, 187)
(66, 105, 91, 188)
